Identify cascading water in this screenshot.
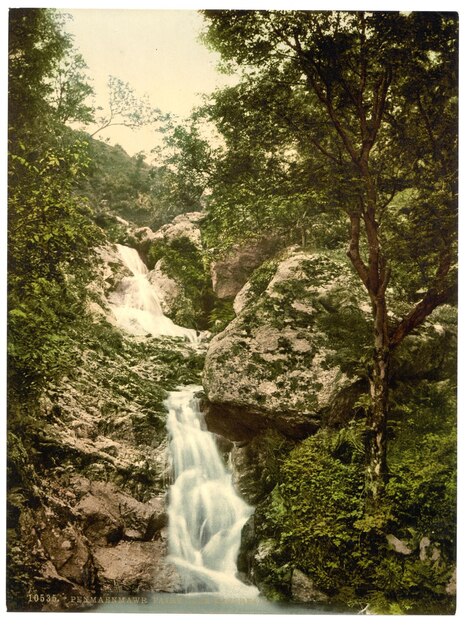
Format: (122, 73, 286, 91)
(108, 244, 197, 342)
(165, 385, 257, 598)
(109, 245, 256, 599)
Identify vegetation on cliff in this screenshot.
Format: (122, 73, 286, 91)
(7, 7, 457, 616)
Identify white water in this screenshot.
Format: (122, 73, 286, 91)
(109, 244, 197, 342)
(165, 385, 257, 598)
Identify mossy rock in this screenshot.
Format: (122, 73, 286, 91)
(203, 249, 372, 423)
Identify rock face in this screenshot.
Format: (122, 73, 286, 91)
(136, 212, 209, 327)
(229, 430, 293, 505)
(92, 529, 181, 594)
(6, 235, 206, 611)
(210, 237, 282, 300)
(72, 479, 167, 544)
(203, 249, 372, 435)
(147, 212, 205, 249)
(11, 473, 179, 611)
(147, 260, 183, 316)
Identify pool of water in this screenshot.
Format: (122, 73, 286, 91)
(92, 591, 353, 614)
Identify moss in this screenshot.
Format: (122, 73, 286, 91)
(146, 235, 214, 330)
(244, 259, 280, 301)
(249, 375, 456, 613)
(208, 299, 236, 333)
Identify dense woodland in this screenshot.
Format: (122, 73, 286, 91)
(7, 9, 457, 614)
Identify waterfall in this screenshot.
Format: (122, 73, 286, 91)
(109, 244, 197, 342)
(165, 385, 257, 597)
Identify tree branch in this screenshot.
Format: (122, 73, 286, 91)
(389, 249, 455, 349)
(292, 32, 360, 164)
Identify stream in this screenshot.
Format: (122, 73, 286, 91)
(97, 245, 350, 614)
(165, 385, 255, 597)
(109, 243, 198, 342)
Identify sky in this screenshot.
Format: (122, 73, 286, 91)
(62, 9, 236, 158)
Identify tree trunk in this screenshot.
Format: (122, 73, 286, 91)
(366, 345, 390, 503)
(365, 295, 390, 504)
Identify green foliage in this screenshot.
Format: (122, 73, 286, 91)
(46, 51, 94, 124)
(75, 138, 160, 226)
(201, 10, 457, 299)
(254, 375, 456, 611)
(8, 10, 103, 404)
(208, 299, 236, 333)
(8, 137, 103, 401)
(199, 73, 349, 252)
(9, 9, 74, 142)
(149, 117, 213, 228)
(201, 8, 457, 513)
(147, 236, 214, 329)
(244, 259, 279, 301)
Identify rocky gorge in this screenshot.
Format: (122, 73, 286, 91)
(7, 211, 457, 614)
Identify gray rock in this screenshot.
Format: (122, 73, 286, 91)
(203, 250, 370, 428)
(147, 260, 183, 315)
(152, 212, 204, 249)
(291, 569, 329, 603)
(386, 534, 413, 555)
(210, 237, 282, 300)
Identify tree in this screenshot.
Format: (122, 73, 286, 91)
(8, 8, 102, 400)
(149, 115, 214, 226)
(90, 75, 159, 139)
(202, 10, 458, 503)
(46, 51, 95, 125)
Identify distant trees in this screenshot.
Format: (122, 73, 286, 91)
(201, 10, 458, 503)
(149, 117, 214, 226)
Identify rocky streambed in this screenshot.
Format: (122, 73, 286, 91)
(7, 214, 457, 614)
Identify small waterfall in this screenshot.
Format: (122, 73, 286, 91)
(165, 385, 257, 597)
(109, 244, 197, 342)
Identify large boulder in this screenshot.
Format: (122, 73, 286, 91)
(149, 211, 204, 249)
(210, 237, 282, 300)
(143, 212, 209, 327)
(203, 248, 456, 436)
(72, 479, 167, 545)
(203, 249, 372, 434)
(93, 532, 182, 594)
(147, 260, 184, 316)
